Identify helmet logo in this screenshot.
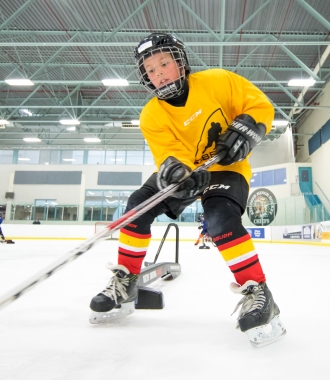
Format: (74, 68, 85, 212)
(138, 40, 153, 54)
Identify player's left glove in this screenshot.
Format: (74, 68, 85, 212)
(157, 156, 211, 198)
(216, 114, 266, 166)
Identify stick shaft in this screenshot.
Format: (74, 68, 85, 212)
(0, 152, 224, 310)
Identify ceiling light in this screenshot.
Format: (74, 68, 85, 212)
(288, 79, 316, 87)
(23, 137, 41, 142)
(0, 120, 10, 125)
(21, 109, 33, 116)
(63, 158, 76, 161)
(18, 158, 31, 161)
(84, 137, 101, 142)
(60, 119, 80, 125)
(102, 79, 129, 86)
(272, 120, 289, 127)
(5, 79, 34, 86)
(65, 126, 76, 131)
(131, 119, 140, 125)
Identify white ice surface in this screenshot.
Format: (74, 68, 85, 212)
(0, 239, 330, 380)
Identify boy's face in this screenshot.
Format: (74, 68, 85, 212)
(143, 52, 181, 89)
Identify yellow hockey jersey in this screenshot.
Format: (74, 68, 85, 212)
(140, 69, 274, 184)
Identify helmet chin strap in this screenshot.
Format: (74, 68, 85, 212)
(155, 76, 188, 101)
(164, 78, 189, 107)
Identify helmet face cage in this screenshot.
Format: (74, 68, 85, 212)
(135, 34, 190, 100)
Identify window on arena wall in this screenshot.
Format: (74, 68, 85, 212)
(11, 204, 78, 221)
(144, 150, 154, 165)
(17, 150, 40, 164)
(1, 149, 155, 165)
(38, 150, 61, 165)
(12, 205, 33, 220)
(83, 190, 204, 223)
(156, 199, 203, 223)
(61, 150, 84, 164)
(105, 151, 116, 164)
(250, 168, 287, 188)
(88, 151, 105, 164)
(0, 150, 14, 163)
(50, 150, 61, 164)
(115, 151, 126, 165)
(84, 190, 132, 221)
(126, 151, 143, 165)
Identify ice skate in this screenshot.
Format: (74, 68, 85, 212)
(89, 265, 139, 324)
(231, 280, 286, 347)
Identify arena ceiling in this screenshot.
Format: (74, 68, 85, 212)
(0, 0, 330, 150)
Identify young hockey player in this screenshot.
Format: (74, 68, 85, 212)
(194, 214, 210, 247)
(0, 213, 5, 241)
(90, 33, 286, 346)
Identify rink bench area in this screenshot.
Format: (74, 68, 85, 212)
(2, 223, 330, 245)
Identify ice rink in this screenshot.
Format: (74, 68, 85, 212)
(0, 237, 329, 380)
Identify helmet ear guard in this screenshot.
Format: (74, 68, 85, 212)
(134, 33, 191, 100)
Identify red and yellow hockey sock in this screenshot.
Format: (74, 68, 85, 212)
(217, 233, 266, 285)
(118, 227, 151, 274)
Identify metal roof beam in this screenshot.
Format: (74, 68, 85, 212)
(261, 68, 303, 106)
(2, 105, 330, 110)
(219, 0, 226, 67)
(0, 0, 37, 30)
(176, 0, 223, 42)
(30, 32, 81, 79)
(268, 35, 320, 80)
(0, 63, 329, 72)
(231, 45, 261, 72)
(6, 84, 42, 119)
(225, 0, 272, 42)
(1, 41, 330, 47)
(295, 0, 330, 31)
(1, 79, 325, 86)
(0, 30, 328, 40)
(44, 0, 155, 119)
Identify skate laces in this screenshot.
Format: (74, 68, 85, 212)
(232, 284, 266, 320)
(102, 271, 130, 304)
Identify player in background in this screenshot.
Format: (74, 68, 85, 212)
(0, 213, 5, 241)
(90, 33, 286, 346)
(194, 214, 210, 246)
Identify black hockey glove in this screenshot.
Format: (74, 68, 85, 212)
(157, 156, 211, 198)
(216, 114, 266, 166)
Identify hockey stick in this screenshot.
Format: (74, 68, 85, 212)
(0, 151, 225, 311)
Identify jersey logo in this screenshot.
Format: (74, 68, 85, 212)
(194, 108, 228, 164)
(202, 122, 222, 153)
(184, 109, 202, 126)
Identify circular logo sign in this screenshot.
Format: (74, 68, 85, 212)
(246, 188, 277, 226)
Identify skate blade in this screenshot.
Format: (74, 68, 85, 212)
(89, 301, 135, 324)
(246, 315, 287, 348)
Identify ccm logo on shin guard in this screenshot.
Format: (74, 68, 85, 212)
(203, 183, 231, 194)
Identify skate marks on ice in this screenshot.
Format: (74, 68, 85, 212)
(0, 241, 330, 380)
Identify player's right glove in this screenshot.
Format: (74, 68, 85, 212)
(216, 114, 266, 166)
(157, 156, 211, 198)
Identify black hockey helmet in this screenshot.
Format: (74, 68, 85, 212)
(134, 33, 191, 100)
